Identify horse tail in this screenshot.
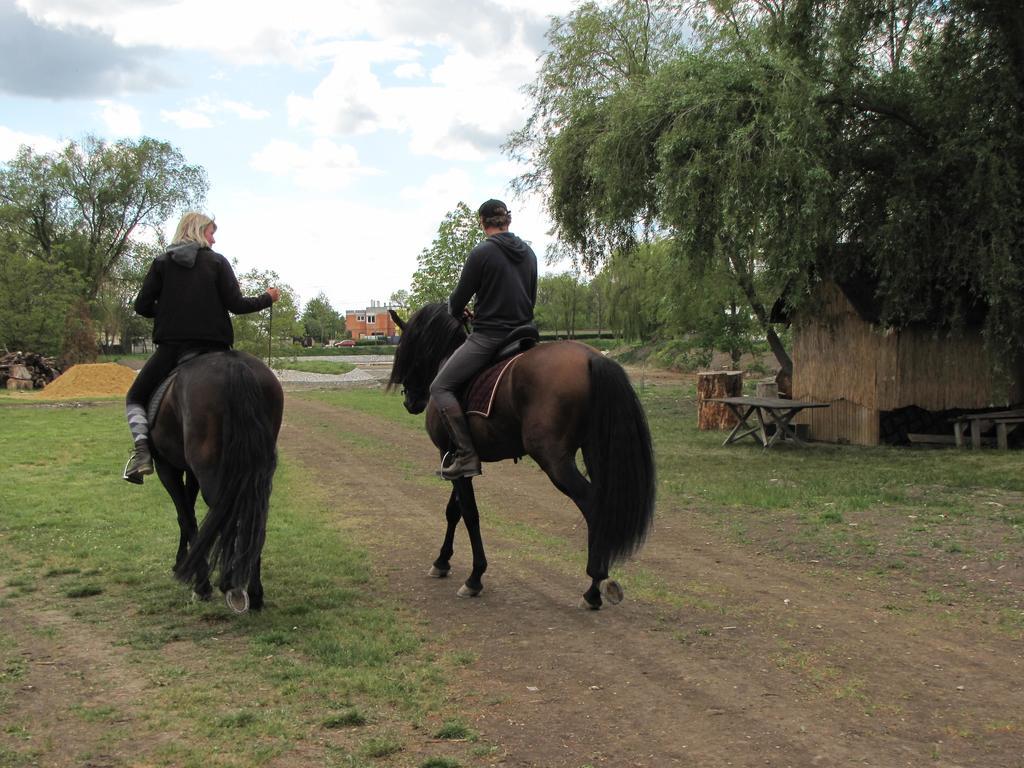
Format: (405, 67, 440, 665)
(583, 354, 656, 571)
(174, 353, 277, 593)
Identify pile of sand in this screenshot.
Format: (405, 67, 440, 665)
(39, 363, 137, 399)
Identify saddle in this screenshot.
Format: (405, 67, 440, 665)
(462, 325, 540, 418)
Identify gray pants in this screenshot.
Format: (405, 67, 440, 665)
(429, 330, 507, 412)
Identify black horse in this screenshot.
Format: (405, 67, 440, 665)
(389, 304, 655, 609)
(149, 350, 283, 613)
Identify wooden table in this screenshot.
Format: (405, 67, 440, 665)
(707, 396, 831, 448)
(951, 408, 1024, 449)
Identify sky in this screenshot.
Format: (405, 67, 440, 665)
(0, 0, 578, 313)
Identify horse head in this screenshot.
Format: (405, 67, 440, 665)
(388, 302, 466, 414)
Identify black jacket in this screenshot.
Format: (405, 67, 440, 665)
(448, 232, 538, 332)
(134, 243, 272, 347)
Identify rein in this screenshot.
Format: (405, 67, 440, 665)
(266, 301, 273, 366)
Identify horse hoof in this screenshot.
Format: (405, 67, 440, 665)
(190, 590, 212, 603)
(579, 597, 601, 610)
(457, 584, 482, 598)
(599, 579, 624, 605)
(427, 566, 450, 578)
(225, 588, 250, 614)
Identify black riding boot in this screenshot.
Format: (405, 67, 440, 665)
(440, 407, 481, 480)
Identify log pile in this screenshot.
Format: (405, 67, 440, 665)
(0, 352, 61, 390)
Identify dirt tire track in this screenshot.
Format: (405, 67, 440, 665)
(280, 393, 1024, 768)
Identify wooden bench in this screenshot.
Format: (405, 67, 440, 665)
(950, 408, 1024, 449)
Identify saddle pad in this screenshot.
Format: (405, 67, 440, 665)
(146, 370, 178, 424)
(464, 354, 522, 418)
(144, 349, 214, 423)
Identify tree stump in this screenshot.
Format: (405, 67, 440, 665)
(755, 379, 779, 399)
(6, 364, 34, 391)
(697, 371, 743, 430)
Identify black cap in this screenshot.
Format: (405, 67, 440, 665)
(478, 199, 510, 218)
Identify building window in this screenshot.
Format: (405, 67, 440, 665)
(357, 314, 365, 322)
(366, 314, 376, 324)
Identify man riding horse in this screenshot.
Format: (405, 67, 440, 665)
(123, 212, 281, 483)
(428, 199, 538, 480)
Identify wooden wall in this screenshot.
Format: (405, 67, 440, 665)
(792, 283, 1017, 445)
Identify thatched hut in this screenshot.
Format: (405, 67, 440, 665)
(791, 283, 1022, 445)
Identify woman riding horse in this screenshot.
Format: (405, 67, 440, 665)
(123, 212, 281, 483)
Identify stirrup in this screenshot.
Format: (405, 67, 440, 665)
(122, 447, 153, 484)
(439, 450, 481, 481)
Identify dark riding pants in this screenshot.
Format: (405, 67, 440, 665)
(429, 330, 507, 412)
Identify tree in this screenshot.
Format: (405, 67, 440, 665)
(508, 0, 685, 262)
(536, 271, 589, 338)
(536, 273, 571, 337)
(0, 234, 83, 356)
(94, 240, 158, 352)
(301, 292, 343, 344)
(232, 267, 299, 363)
(0, 135, 208, 360)
(0, 136, 208, 300)
(408, 203, 481, 310)
(601, 243, 669, 341)
(512, 0, 1024, 373)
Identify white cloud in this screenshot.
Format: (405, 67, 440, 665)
(205, 190, 427, 311)
(96, 99, 141, 135)
(15, 0, 573, 62)
(222, 100, 270, 120)
(287, 58, 387, 136)
(160, 109, 213, 129)
(287, 36, 538, 161)
(0, 126, 65, 160)
(159, 97, 270, 129)
(393, 62, 425, 80)
(399, 169, 475, 206)
(249, 138, 380, 190)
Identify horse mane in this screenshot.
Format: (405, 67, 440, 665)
(388, 302, 466, 391)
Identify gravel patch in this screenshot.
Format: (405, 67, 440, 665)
(273, 366, 388, 390)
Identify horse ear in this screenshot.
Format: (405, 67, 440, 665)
(389, 309, 406, 331)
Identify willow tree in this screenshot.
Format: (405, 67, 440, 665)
(511, 0, 1024, 374)
(408, 202, 481, 310)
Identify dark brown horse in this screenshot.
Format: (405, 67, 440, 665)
(150, 350, 283, 613)
(389, 304, 655, 609)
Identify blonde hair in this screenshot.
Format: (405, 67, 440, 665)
(172, 212, 217, 247)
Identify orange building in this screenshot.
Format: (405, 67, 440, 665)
(344, 302, 402, 341)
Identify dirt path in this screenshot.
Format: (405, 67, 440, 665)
(279, 393, 1023, 768)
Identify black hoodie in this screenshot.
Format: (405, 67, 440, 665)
(133, 242, 272, 346)
(448, 232, 538, 332)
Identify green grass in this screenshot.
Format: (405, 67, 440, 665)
(434, 719, 477, 740)
(287, 345, 395, 357)
(274, 360, 355, 375)
(0, 400, 457, 766)
(421, 758, 462, 768)
(361, 733, 404, 758)
(322, 708, 368, 728)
